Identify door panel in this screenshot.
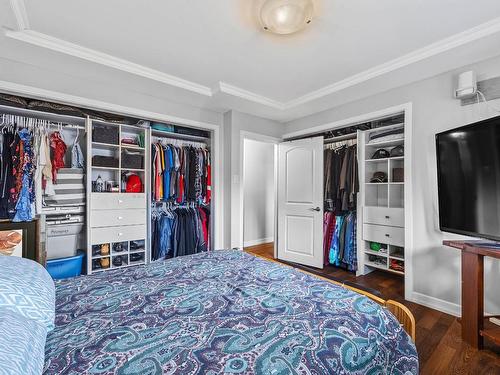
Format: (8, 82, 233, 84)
(278, 137, 323, 268)
(286, 148, 314, 203)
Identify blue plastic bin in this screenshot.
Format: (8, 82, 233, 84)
(46, 251, 85, 280)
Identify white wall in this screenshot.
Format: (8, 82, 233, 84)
(243, 139, 275, 247)
(224, 110, 285, 249)
(286, 54, 500, 316)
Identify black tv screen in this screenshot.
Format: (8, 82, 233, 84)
(436, 115, 500, 241)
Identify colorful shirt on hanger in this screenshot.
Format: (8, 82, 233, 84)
(50, 132, 67, 183)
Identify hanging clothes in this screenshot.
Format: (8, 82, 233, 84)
(324, 144, 358, 212)
(13, 128, 35, 222)
(0, 114, 85, 221)
(323, 212, 336, 267)
(50, 131, 67, 183)
(151, 141, 211, 205)
(324, 141, 359, 272)
(0, 129, 15, 219)
(327, 211, 357, 271)
(71, 131, 85, 169)
(151, 205, 210, 261)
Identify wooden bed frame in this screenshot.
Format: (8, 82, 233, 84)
(252, 253, 416, 342)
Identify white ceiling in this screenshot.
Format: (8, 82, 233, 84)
(1, 0, 500, 122)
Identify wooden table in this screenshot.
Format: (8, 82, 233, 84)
(444, 240, 500, 349)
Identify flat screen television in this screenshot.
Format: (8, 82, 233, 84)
(436, 115, 500, 241)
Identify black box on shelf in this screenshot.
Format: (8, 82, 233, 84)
(122, 150, 143, 169)
(92, 155, 119, 168)
(93, 124, 119, 144)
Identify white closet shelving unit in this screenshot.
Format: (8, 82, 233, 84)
(357, 124, 406, 276)
(86, 120, 150, 274)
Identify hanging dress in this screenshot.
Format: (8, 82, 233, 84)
(50, 131, 67, 183)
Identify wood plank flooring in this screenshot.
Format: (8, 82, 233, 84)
(245, 242, 500, 375)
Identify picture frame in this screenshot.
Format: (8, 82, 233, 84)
(0, 219, 39, 262)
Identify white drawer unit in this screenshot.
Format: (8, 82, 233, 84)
(90, 209, 146, 228)
(363, 207, 404, 228)
(91, 224, 146, 245)
(91, 193, 145, 210)
(363, 224, 405, 247)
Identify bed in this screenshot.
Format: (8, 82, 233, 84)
(44, 250, 418, 374)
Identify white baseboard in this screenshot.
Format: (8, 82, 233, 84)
(410, 292, 461, 317)
(409, 292, 497, 318)
(244, 237, 274, 247)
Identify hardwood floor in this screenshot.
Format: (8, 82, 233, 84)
(245, 243, 500, 375)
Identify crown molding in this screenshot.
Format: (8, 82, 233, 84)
(9, 0, 29, 30)
(285, 16, 500, 108)
(216, 82, 285, 110)
(4, 29, 214, 97)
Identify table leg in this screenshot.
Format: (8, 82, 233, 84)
(461, 251, 484, 349)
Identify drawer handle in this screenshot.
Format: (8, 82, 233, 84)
(385, 215, 390, 219)
(118, 232, 124, 236)
(385, 234, 390, 237)
(118, 199, 123, 204)
(117, 216, 123, 220)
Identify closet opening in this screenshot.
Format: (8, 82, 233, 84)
(0, 93, 218, 278)
(150, 126, 212, 262)
(274, 109, 411, 299)
(241, 136, 278, 256)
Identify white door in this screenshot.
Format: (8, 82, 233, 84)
(277, 137, 324, 268)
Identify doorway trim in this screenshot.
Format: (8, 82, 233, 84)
(282, 102, 414, 301)
(239, 130, 280, 256)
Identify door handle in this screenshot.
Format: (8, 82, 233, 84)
(310, 207, 321, 212)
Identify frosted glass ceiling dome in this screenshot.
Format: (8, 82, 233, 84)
(259, 0, 314, 35)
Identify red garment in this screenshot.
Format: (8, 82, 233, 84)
(50, 132, 67, 182)
(323, 212, 336, 266)
(177, 174, 185, 204)
(205, 164, 211, 204)
(198, 208, 209, 245)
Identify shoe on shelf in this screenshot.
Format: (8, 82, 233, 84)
(113, 256, 123, 267)
(130, 253, 144, 262)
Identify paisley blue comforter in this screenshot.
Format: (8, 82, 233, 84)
(44, 250, 418, 374)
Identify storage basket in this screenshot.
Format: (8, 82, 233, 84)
(92, 124, 119, 144)
(46, 251, 85, 280)
(92, 155, 119, 168)
(121, 150, 143, 169)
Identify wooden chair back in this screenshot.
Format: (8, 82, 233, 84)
(384, 299, 416, 341)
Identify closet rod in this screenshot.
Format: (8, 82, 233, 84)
(0, 113, 86, 130)
(0, 104, 86, 126)
(324, 133, 357, 144)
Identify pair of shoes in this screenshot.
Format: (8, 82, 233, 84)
(100, 257, 110, 268)
(92, 245, 101, 256)
(113, 256, 124, 267)
(113, 243, 125, 253)
(130, 241, 144, 251)
(101, 243, 110, 256)
(130, 253, 144, 262)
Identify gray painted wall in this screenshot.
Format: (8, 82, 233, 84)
(286, 54, 500, 315)
(243, 139, 275, 246)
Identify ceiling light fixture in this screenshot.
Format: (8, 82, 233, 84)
(259, 0, 314, 35)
